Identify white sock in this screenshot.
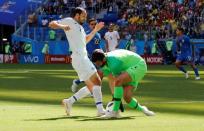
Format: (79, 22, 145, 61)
(92, 85, 104, 112)
(69, 86, 91, 104)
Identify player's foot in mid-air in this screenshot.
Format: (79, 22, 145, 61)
(185, 72, 189, 79)
(100, 111, 121, 119)
(141, 106, 155, 116)
(62, 99, 72, 116)
(71, 79, 79, 93)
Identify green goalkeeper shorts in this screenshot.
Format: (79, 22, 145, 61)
(125, 60, 147, 91)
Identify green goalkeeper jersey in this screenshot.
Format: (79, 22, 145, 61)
(102, 49, 144, 76)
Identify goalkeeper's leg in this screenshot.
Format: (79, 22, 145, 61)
(112, 96, 124, 112)
(124, 85, 155, 116)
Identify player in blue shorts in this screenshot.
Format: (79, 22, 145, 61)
(175, 27, 200, 80)
(71, 18, 103, 92)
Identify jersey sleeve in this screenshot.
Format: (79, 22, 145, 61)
(57, 18, 74, 26)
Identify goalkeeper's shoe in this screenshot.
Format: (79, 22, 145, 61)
(100, 111, 121, 119)
(62, 99, 72, 116)
(141, 106, 155, 116)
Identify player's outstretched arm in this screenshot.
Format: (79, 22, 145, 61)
(86, 22, 104, 44)
(49, 21, 70, 31)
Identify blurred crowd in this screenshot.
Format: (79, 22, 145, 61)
(25, 0, 204, 40)
(115, 0, 204, 40)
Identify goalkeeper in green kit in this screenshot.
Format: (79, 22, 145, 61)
(92, 49, 155, 118)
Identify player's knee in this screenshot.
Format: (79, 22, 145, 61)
(115, 79, 123, 86)
(124, 95, 131, 103)
(97, 70, 103, 79)
(95, 76, 102, 85)
(115, 78, 123, 86)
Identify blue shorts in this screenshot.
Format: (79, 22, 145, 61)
(176, 54, 192, 62)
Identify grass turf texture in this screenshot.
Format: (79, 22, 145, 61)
(0, 64, 204, 131)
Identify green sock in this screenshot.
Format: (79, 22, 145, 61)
(128, 98, 143, 111)
(113, 86, 123, 111)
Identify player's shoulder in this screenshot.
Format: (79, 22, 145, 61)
(61, 17, 76, 24)
(105, 31, 110, 35)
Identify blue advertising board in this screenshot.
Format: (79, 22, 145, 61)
(19, 54, 44, 64)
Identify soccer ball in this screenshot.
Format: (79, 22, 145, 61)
(106, 101, 114, 113)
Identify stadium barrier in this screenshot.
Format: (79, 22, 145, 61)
(0, 54, 18, 63)
(19, 54, 45, 64)
(45, 54, 71, 64)
(142, 55, 163, 65)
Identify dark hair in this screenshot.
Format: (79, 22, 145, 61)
(91, 49, 105, 62)
(88, 18, 96, 24)
(70, 7, 85, 18)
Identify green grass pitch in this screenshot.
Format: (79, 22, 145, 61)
(0, 64, 204, 131)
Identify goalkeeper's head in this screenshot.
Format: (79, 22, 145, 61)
(91, 49, 106, 68)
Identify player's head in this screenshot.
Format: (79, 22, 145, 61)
(92, 49, 106, 67)
(88, 18, 97, 30)
(71, 7, 87, 25)
(108, 23, 114, 32)
(176, 27, 184, 36)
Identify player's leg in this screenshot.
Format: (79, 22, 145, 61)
(124, 60, 154, 116)
(85, 72, 105, 116)
(101, 72, 131, 118)
(65, 56, 104, 116)
(71, 79, 84, 93)
(123, 85, 155, 116)
(62, 86, 91, 116)
(189, 61, 200, 80)
(175, 56, 188, 78)
(108, 74, 124, 112)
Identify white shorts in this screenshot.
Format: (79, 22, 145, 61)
(71, 54, 97, 81)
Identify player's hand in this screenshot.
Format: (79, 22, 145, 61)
(94, 22, 104, 32)
(49, 21, 58, 29)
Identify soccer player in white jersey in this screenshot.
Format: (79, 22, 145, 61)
(49, 7, 105, 116)
(104, 23, 120, 52)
